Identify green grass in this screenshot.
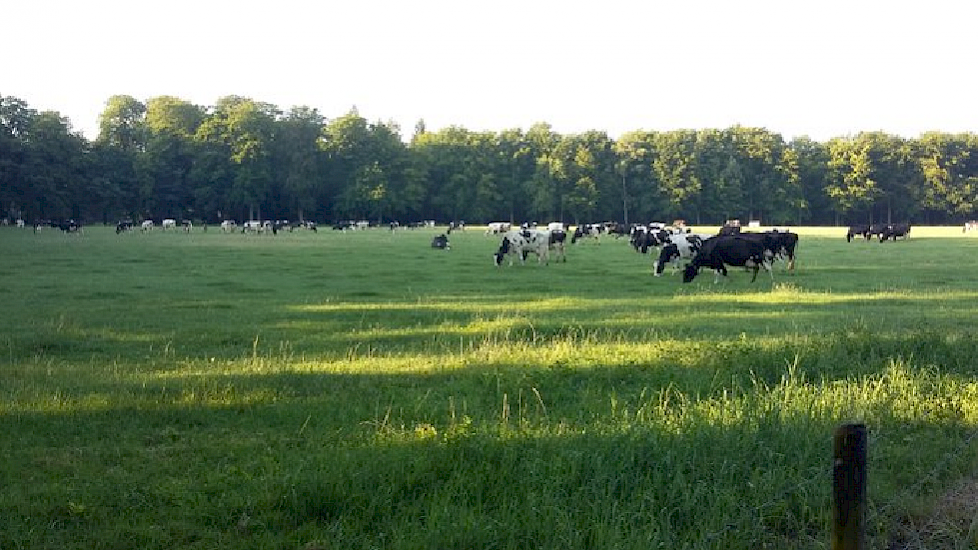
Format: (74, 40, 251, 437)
(2, 225, 978, 549)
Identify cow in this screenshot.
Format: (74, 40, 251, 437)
(683, 235, 773, 284)
(220, 220, 237, 233)
(571, 223, 603, 244)
(242, 220, 264, 234)
(141, 220, 154, 231)
(547, 222, 565, 232)
(881, 223, 911, 241)
(52, 219, 82, 233)
(764, 230, 799, 270)
(447, 221, 465, 233)
(115, 220, 134, 234)
(718, 222, 742, 236)
(868, 224, 888, 241)
(846, 224, 871, 242)
(161, 218, 177, 231)
(652, 233, 708, 276)
(15, 219, 25, 228)
(431, 234, 450, 250)
(493, 229, 553, 266)
(296, 220, 317, 232)
(549, 229, 568, 262)
(181, 220, 193, 232)
(485, 222, 512, 235)
(630, 225, 671, 254)
(964, 221, 978, 233)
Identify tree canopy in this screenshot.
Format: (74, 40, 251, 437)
(3, 92, 977, 226)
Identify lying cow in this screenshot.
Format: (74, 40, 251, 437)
(683, 235, 773, 284)
(431, 234, 450, 250)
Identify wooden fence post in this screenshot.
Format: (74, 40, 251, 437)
(832, 423, 867, 550)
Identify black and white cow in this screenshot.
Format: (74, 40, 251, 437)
(549, 229, 568, 262)
(652, 233, 708, 276)
(116, 220, 134, 234)
(964, 221, 978, 233)
(431, 234, 450, 250)
(493, 229, 556, 266)
(571, 223, 603, 244)
(683, 236, 772, 284)
(630, 225, 671, 253)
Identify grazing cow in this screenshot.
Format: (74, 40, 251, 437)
(571, 223, 603, 244)
(964, 221, 978, 233)
(868, 224, 888, 241)
(431, 234, 450, 250)
(652, 233, 708, 276)
(220, 220, 237, 233)
(115, 220, 134, 234)
(141, 220, 154, 231)
(485, 222, 512, 235)
(297, 220, 317, 232)
(181, 220, 193, 232)
(881, 223, 911, 241)
(15, 219, 25, 228)
(718, 222, 742, 236)
(161, 218, 177, 231)
(630, 225, 671, 253)
(493, 229, 553, 266)
(52, 219, 82, 233)
(242, 220, 263, 234)
(447, 220, 465, 233)
(683, 236, 772, 284)
(846, 224, 871, 242)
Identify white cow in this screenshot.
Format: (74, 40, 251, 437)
(162, 218, 177, 231)
(242, 220, 263, 234)
(485, 222, 512, 235)
(220, 220, 237, 233)
(547, 222, 565, 232)
(141, 220, 154, 231)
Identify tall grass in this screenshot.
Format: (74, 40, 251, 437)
(1, 225, 978, 549)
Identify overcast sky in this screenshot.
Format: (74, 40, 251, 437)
(7, 0, 978, 142)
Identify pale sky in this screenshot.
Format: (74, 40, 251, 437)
(7, 0, 978, 142)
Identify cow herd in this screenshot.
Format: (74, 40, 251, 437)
(845, 223, 911, 242)
(486, 221, 800, 284)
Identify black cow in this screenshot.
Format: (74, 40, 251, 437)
(868, 224, 889, 241)
(846, 224, 871, 242)
(881, 223, 911, 241)
(431, 234, 450, 250)
(683, 236, 772, 283)
(51, 219, 82, 233)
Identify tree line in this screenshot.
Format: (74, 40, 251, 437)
(2, 93, 977, 227)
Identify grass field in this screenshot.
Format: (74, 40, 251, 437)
(2, 224, 978, 549)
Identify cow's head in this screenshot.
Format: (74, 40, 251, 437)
(682, 263, 699, 283)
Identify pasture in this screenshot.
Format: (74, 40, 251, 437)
(2, 224, 978, 549)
